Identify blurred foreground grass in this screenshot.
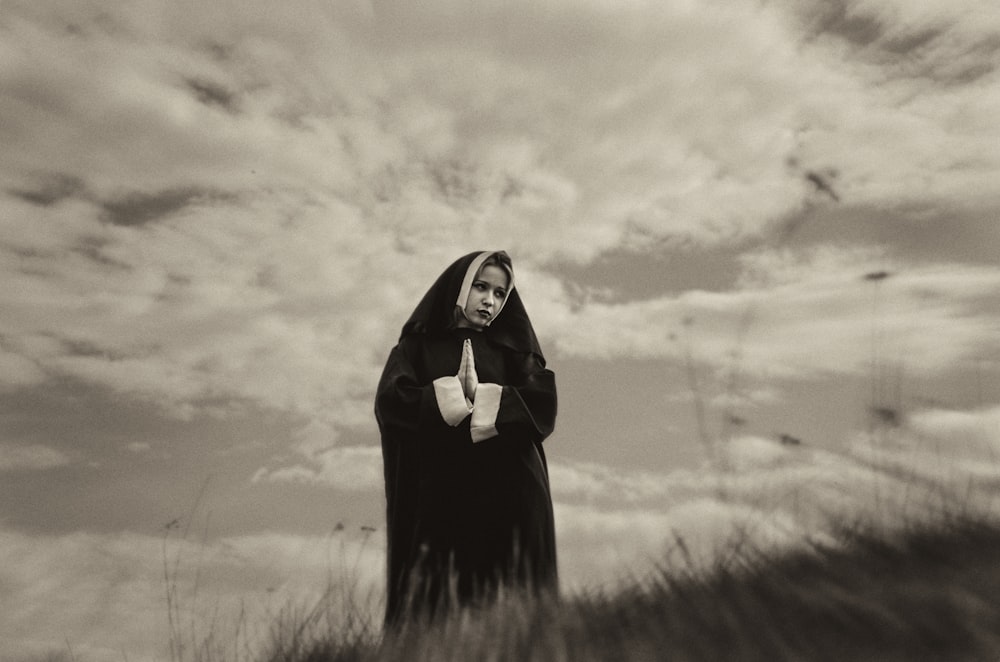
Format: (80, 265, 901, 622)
(261, 515, 1000, 662)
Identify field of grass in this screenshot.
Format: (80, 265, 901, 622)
(253, 514, 1000, 662)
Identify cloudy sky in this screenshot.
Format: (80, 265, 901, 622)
(3, 0, 1000, 659)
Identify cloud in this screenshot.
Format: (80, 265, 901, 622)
(252, 446, 383, 491)
(0, 442, 71, 472)
(100, 187, 237, 227)
(553, 401, 1000, 587)
(251, 418, 383, 490)
(553, 490, 815, 590)
(6, 172, 86, 207)
(4, 402, 999, 660)
(908, 405, 1000, 455)
(0, 524, 385, 662)
(552, 471, 818, 588)
(0, 529, 167, 662)
(543, 248, 1000, 384)
(549, 459, 705, 505)
(1, 0, 998, 449)
(786, 0, 1000, 84)
(0, 350, 46, 390)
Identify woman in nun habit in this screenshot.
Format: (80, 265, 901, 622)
(375, 250, 558, 626)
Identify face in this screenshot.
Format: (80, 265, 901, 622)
(458, 264, 510, 329)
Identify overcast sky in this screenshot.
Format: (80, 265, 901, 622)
(3, 0, 1000, 659)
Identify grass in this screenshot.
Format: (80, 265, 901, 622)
(248, 513, 1000, 662)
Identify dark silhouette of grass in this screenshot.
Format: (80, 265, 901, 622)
(262, 514, 1000, 662)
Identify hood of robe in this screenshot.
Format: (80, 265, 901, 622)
(400, 251, 545, 362)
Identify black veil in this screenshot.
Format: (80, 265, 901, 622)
(399, 251, 545, 362)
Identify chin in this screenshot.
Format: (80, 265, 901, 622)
(457, 317, 486, 330)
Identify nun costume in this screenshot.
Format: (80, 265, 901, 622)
(375, 251, 558, 625)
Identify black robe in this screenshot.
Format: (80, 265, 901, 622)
(375, 253, 558, 625)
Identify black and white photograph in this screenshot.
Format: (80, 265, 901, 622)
(2, 1, 1000, 660)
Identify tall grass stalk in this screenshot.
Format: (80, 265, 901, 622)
(159, 513, 382, 662)
(276, 514, 1000, 662)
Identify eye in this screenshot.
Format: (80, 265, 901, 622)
(495, 289, 507, 299)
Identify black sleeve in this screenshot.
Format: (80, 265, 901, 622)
(374, 338, 448, 437)
(496, 352, 557, 444)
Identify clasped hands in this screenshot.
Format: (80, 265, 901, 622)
(441, 338, 501, 442)
(456, 338, 478, 406)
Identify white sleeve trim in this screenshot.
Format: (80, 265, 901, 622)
(433, 376, 472, 426)
(470, 383, 502, 443)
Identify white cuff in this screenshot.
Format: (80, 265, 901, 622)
(433, 376, 472, 426)
(470, 383, 502, 443)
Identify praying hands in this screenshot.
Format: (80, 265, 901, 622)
(457, 338, 479, 404)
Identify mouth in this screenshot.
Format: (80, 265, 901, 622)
(476, 310, 492, 320)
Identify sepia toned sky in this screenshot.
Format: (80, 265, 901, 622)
(2, 0, 1000, 659)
